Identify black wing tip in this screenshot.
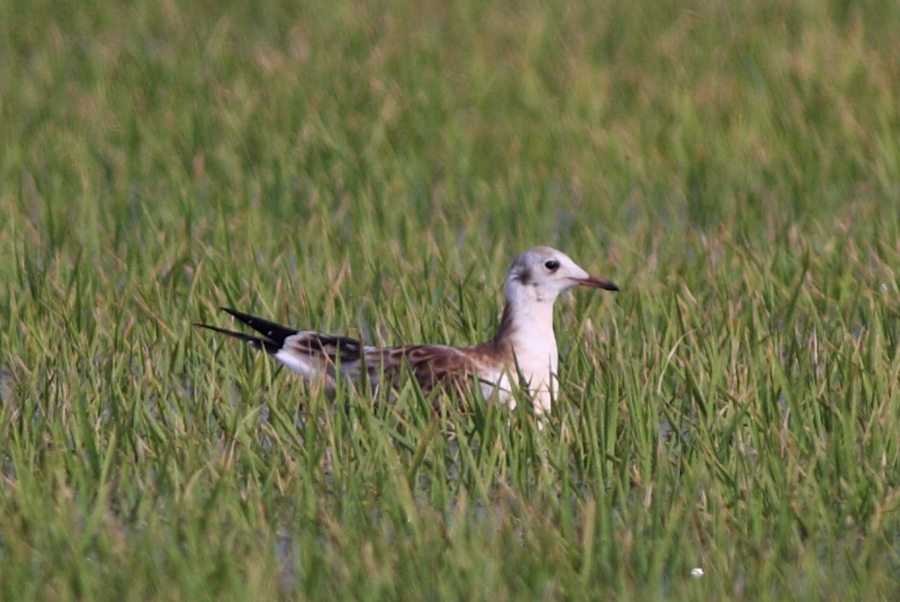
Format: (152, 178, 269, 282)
(192, 322, 281, 354)
(220, 307, 253, 321)
(213, 307, 298, 348)
(193, 322, 234, 334)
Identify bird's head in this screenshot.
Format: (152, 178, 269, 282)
(505, 246, 619, 304)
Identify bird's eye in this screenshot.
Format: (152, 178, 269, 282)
(544, 259, 560, 272)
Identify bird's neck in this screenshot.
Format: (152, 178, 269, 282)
(487, 297, 559, 414)
(490, 297, 558, 367)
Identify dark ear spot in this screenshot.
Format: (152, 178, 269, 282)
(516, 267, 532, 285)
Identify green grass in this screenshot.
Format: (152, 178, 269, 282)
(2, 0, 900, 599)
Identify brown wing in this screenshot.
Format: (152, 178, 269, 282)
(281, 336, 481, 397)
(278, 332, 368, 383)
(202, 308, 491, 402)
(285, 333, 364, 362)
(373, 345, 485, 399)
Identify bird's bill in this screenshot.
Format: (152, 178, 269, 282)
(571, 276, 620, 291)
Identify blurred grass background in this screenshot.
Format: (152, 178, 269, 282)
(1, 0, 899, 599)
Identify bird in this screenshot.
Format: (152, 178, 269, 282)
(195, 246, 618, 415)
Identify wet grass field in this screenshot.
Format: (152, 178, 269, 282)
(2, 0, 899, 599)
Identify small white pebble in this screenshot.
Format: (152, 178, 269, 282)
(882, 284, 888, 292)
(690, 567, 704, 578)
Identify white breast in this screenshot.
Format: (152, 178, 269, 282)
(506, 307, 558, 414)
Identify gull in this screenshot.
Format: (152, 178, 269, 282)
(195, 246, 618, 414)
